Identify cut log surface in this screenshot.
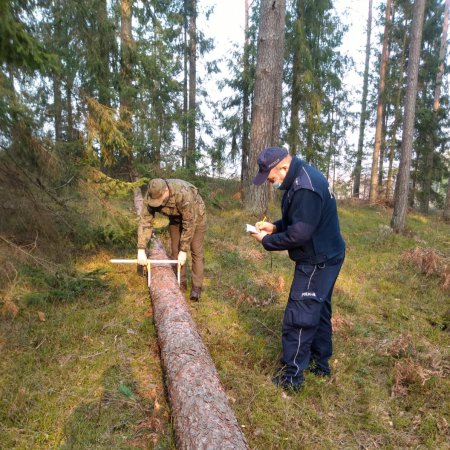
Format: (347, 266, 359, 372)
(148, 241, 249, 450)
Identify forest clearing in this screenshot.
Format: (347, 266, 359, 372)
(1, 173, 449, 449)
(2, 0, 450, 448)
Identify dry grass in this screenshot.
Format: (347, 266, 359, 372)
(1, 174, 449, 449)
(401, 246, 450, 290)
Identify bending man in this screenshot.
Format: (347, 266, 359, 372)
(137, 178, 206, 301)
(250, 147, 345, 391)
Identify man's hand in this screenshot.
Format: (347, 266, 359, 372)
(251, 230, 268, 243)
(137, 249, 147, 266)
(178, 251, 187, 266)
(255, 221, 276, 234)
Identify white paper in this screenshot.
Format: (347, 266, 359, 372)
(246, 224, 258, 234)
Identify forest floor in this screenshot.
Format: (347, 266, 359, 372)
(1, 182, 449, 449)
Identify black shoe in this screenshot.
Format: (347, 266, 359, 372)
(272, 374, 303, 392)
(190, 287, 202, 301)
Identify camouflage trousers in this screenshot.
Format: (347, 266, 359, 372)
(169, 215, 206, 289)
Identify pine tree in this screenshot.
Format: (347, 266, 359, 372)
(391, 0, 426, 232)
(243, 0, 286, 215)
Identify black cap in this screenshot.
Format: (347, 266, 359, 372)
(252, 147, 288, 185)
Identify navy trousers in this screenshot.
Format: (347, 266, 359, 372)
(281, 252, 345, 383)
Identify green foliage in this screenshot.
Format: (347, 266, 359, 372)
(85, 97, 130, 167)
(20, 266, 108, 305)
(0, 0, 56, 71)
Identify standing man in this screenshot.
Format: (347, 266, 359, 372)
(250, 147, 345, 391)
(137, 178, 206, 301)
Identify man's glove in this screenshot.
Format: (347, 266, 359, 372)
(137, 249, 147, 266)
(178, 251, 187, 266)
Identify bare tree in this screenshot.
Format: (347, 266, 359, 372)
(369, 0, 392, 203)
(353, 0, 372, 199)
(243, 0, 285, 215)
(391, 0, 426, 232)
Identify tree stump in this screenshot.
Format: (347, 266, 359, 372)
(148, 240, 248, 450)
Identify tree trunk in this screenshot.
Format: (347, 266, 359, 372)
(391, 0, 426, 232)
(353, 0, 372, 198)
(148, 241, 249, 450)
(421, 0, 449, 213)
(241, 0, 251, 192)
(52, 0, 62, 142)
(287, 0, 302, 157)
(120, 0, 134, 181)
(243, 0, 285, 215)
(444, 179, 450, 221)
(186, 0, 197, 172)
(378, 104, 388, 195)
(66, 76, 74, 141)
(386, 23, 408, 201)
(369, 0, 391, 203)
(441, 1, 450, 220)
(98, 0, 112, 108)
(53, 72, 63, 142)
(182, 4, 188, 167)
(271, 0, 285, 150)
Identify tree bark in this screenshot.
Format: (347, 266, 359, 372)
(148, 241, 249, 450)
(53, 72, 63, 142)
(182, 2, 188, 167)
(353, 0, 372, 199)
(386, 23, 408, 201)
(120, 0, 134, 180)
(369, 0, 391, 203)
(444, 180, 450, 221)
(66, 76, 74, 141)
(287, 0, 303, 157)
(243, 0, 285, 215)
(391, 0, 426, 232)
(241, 0, 251, 193)
(378, 104, 388, 195)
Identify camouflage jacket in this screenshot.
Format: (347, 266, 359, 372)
(137, 179, 206, 251)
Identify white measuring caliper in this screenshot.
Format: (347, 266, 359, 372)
(110, 258, 181, 288)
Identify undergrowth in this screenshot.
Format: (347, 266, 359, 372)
(1, 169, 449, 449)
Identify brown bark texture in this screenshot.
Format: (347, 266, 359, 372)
(391, 0, 426, 231)
(148, 241, 249, 450)
(243, 0, 285, 215)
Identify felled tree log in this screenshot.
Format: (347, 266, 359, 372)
(148, 240, 248, 450)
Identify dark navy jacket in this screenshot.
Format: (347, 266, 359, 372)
(262, 157, 345, 264)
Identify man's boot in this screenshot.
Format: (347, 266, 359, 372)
(190, 286, 202, 301)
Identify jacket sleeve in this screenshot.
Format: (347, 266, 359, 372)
(273, 219, 283, 232)
(262, 189, 322, 251)
(137, 204, 155, 249)
(175, 190, 197, 252)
